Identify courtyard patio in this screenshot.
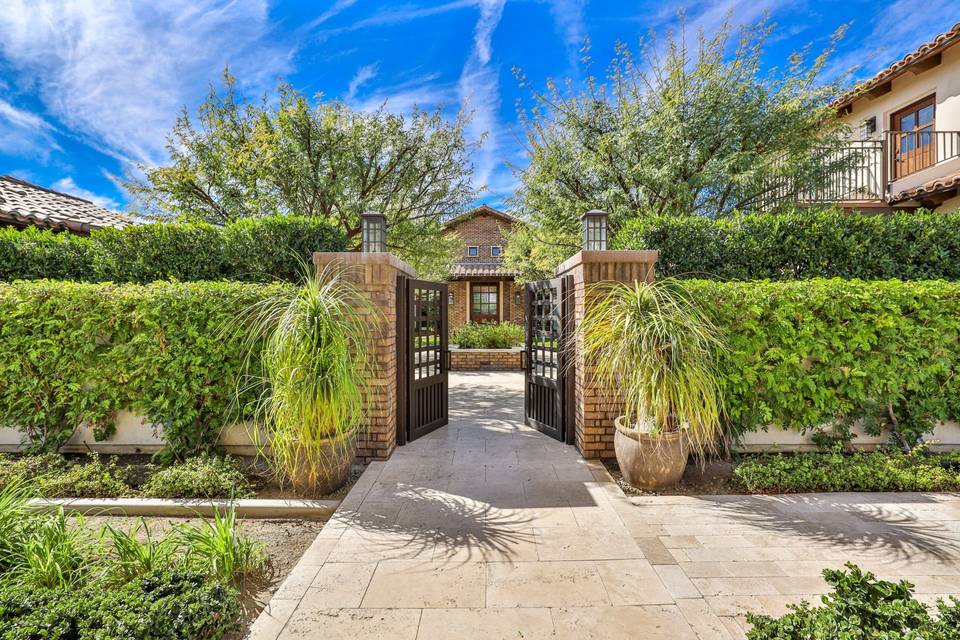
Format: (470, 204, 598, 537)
(249, 372, 960, 639)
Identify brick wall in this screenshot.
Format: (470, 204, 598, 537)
(450, 348, 523, 371)
(448, 280, 468, 330)
(557, 250, 658, 460)
(313, 252, 415, 462)
(444, 211, 512, 264)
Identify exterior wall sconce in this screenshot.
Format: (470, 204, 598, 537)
(448, 292, 455, 305)
(360, 211, 387, 253)
(581, 209, 608, 251)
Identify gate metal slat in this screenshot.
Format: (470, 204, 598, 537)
(524, 278, 567, 442)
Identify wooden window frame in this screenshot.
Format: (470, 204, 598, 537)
(890, 94, 936, 179)
(469, 281, 500, 324)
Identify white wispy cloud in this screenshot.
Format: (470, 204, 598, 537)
(346, 63, 379, 102)
(313, 0, 475, 42)
(459, 0, 506, 190)
(0, 98, 60, 158)
(546, 0, 586, 67)
(0, 0, 294, 166)
(51, 176, 120, 209)
(352, 72, 458, 113)
(303, 0, 361, 30)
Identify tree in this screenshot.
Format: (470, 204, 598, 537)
(128, 70, 477, 278)
(506, 18, 854, 281)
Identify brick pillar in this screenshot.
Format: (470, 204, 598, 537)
(556, 250, 658, 459)
(313, 252, 416, 462)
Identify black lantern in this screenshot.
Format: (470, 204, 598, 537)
(361, 211, 387, 253)
(581, 209, 608, 251)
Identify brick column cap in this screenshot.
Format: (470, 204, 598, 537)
(556, 250, 658, 277)
(313, 251, 417, 278)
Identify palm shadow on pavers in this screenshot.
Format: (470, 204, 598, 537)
(704, 493, 960, 564)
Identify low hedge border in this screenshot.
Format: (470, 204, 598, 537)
(0, 215, 347, 283)
(615, 209, 960, 281)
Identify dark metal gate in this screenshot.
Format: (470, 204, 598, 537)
(524, 276, 573, 442)
(397, 277, 449, 445)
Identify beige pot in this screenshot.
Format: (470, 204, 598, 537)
(288, 433, 357, 496)
(614, 416, 688, 489)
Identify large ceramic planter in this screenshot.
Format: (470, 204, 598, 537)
(614, 416, 688, 489)
(288, 433, 356, 496)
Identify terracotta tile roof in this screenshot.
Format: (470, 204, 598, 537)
(832, 23, 960, 110)
(0, 175, 132, 234)
(890, 170, 960, 202)
(444, 204, 516, 228)
(450, 261, 517, 278)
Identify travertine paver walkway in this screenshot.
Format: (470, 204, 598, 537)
(249, 372, 960, 639)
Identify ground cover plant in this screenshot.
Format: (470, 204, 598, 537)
(747, 563, 960, 639)
(0, 482, 263, 639)
(0, 215, 346, 284)
(734, 449, 960, 493)
(0, 453, 256, 499)
(451, 322, 524, 349)
(615, 209, 960, 281)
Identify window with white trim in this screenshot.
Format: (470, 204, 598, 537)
(467, 246, 479, 257)
(490, 245, 502, 257)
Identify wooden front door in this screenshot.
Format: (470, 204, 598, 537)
(891, 95, 936, 179)
(470, 282, 499, 324)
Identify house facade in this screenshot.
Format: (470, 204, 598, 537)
(822, 23, 960, 212)
(442, 205, 524, 331)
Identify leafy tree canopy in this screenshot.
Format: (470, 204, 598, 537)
(128, 70, 477, 278)
(506, 18, 853, 281)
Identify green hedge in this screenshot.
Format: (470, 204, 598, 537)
(0, 280, 287, 457)
(615, 210, 960, 281)
(451, 322, 525, 349)
(0, 215, 347, 283)
(686, 279, 960, 444)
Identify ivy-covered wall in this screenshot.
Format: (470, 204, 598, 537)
(0, 280, 289, 458)
(0, 215, 348, 283)
(687, 279, 960, 445)
(615, 210, 960, 281)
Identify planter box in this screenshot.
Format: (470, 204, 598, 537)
(736, 421, 960, 453)
(449, 347, 523, 371)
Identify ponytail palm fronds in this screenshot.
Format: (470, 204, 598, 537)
(243, 260, 373, 492)
(579, 279, 725, 456)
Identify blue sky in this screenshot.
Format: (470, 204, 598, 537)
(1, 0, 958, 212)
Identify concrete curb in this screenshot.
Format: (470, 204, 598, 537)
(28, 497, 340, 520)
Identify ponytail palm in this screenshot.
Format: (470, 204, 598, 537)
(579, 279, 725, 456)
(244, 261, 372, 493)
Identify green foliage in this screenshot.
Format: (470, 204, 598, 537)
(616, 209, 960, 281)
(243, 263, 372, 494)
(127, 70, 475, 277)
(0, 570, 240, 640)
(686, 279, 960, 446)
(451, 322, 524, 349)
(508, 18, 853, 281)
(140, 455, 255, 499)
(177, 507, 265, 585)
(0, 215, 346, 284)
(747, 563, 960, 639)
(102, 519, 178, 584)
(734, 450, 960, 493)
(0, 280, 287, 456)
(0, 226, 92, 281)
(31, 454, 130, 499)
(579, 279, 725, 454)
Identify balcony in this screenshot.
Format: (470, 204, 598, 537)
(788, 130, 960, 206)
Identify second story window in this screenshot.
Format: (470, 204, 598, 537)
(490, 246, 502, 258)
(467, 246, 479, 257)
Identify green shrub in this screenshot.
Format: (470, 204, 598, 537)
(0, 453, 67, 491)
(0, 280, 287, 456)
(615, 209, 960, 281)
(747, 563, 960, 639)
(33, 454, 131, 498)
(452, 322, 524, 349)
(686, 279, 960, 445)
(0, 227, 92, 281)
(0, 570, 240, 640)
(141, 456, 255, 499)
(734, 450, 960, 493)
(0, 215, 347, 284)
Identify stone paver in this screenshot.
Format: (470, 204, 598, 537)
(250, 372, 960, 639)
